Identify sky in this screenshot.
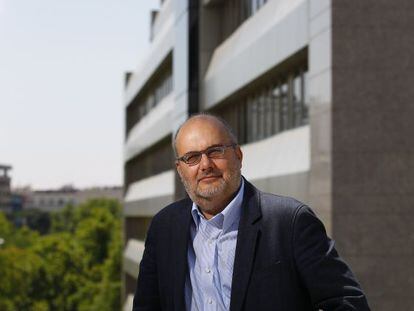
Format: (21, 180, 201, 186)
(0, 0, 159, 189)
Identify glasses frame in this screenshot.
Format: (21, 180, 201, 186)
(176, 143, 237, 166)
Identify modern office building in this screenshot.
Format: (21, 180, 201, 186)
(123, 1, 414, 310)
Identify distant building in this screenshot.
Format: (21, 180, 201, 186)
(26, 185, 78, 212)
(76, 186, 123, 205)
(0, 165, 12, 213)
(16, 185, 123, 212)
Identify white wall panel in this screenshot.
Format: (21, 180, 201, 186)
(203, 0, 308, 109)
(125, 8, 174, 107)
(173, 7, 189, 103)
(152, 0, 174, 40)
(124, 170, 175, 203)
(123, 295, 134, 311)
(241, 125, 310, 180)
(124, 94, 174, 161)
(309, 0, 330, 19)
(123, 239, 145, 278)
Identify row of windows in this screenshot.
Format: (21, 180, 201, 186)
(221, 0, 268, 43)
(35, 198, 74, 207)
(124, 137, 174, 188)
(126, 65, 173, 135)
(212, 68, 308, 145)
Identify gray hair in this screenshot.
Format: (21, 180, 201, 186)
(172, 113, 238, 157)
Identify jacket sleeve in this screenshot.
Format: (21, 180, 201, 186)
(292, 205, 371, 310)
(133, 217, 162, 311)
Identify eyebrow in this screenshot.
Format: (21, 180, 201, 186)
(182, 144, 226, 155)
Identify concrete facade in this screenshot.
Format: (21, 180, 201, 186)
(330, 2, 414, 310)
(123, 0, 414, 309)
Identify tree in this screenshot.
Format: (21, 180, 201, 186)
(0, 199, 123, 310)
(0, 212, 12, 241)
(0, 247, 42, 310)
(30, 232, 86, 310)
(24, 209, 51, 234)
(50, 204, 76, 233)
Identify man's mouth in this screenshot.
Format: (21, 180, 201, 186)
(198, 175, 221, 182)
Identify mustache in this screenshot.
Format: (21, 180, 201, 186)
(197, 170, 221, 181)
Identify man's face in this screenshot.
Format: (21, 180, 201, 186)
(175, 117, 243, 212)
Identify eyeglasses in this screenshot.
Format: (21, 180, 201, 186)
(176, 144, 237, 166)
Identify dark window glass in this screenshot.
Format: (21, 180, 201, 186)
(250, 96, 258, 142)
(280, 81, 289, 131)
(257, 93, 265, 140)
(126, 56, 173, 136)
(221, 0, 269, 43)
(271, 84, 281, 135)
(264, 87, 273, 138)
(124, 137, 174, 188)
(292, 72, 302, 127)
(302, 71, 309, 125)
(212, 63, 308, 145)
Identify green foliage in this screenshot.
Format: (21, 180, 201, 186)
(21, 209, 51, 234)
(0, 246, 42, 310)
(1, 211, 39, 248)
(50, 204, 76, 233)
(0, 199, 122, 311)
(10, 226, 40, 248)
(0, 212, 12, 238)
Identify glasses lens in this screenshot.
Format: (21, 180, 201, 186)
(184, 153, 201, 165)
(206, 146, 225, 158)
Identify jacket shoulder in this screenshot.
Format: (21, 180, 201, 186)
(259, 191, 306, 218)
(151, 197, 192, 223)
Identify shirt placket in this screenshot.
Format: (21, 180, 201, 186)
(200, 221, 220, 310)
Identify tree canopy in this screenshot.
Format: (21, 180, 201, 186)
(0, 199, 122, 311)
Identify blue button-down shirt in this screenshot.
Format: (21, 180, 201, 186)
(185, 179, 245, 311)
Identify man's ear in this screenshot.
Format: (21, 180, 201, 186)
(235, 146, 243, 166)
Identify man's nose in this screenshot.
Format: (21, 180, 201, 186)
(199, 153, 213, 170)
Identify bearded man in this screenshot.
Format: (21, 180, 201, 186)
(133, 114, 370, 311)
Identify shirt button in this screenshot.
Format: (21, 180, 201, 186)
(205, 267, 211, 273)
(208, 298, 213, 304)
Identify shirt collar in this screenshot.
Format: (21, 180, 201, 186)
(191, 178, 245, 233)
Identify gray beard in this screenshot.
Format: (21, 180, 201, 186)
(195, 178, 226, 199)
(179, 170, 241, 204)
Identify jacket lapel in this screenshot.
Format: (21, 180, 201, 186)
(230, 181, 262, 311)
(172, 200, 192, 311)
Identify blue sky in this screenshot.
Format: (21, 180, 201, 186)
(0, 0, 159, 189)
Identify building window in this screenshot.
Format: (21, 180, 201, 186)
(220, 0, 268, 43)
(126, 54, 173, 135)
(212, 65, 308, 145)
(124, 136, 174, 188)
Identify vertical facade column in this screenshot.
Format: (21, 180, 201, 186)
(331, 1, 414, 309)
(172, 0, 190, 134)
(173, 0, 200, 200)
(308, 0, 333, 234)
(173, 0, 190, 200)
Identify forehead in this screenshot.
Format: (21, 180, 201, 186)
(176, 118, 231, 153)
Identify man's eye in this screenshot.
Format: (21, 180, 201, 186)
(185, 153, 200, 163)
(207, 147, 223, 157)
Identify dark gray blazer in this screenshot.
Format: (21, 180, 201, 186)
(133, 179, 370, 310)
